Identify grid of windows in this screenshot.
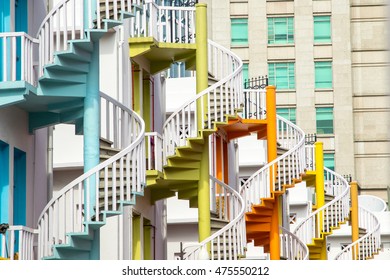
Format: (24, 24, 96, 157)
(315, 61, 333, 89)
(231, 18, 248, 46)
(314, 16, 331, 43)
(316, 107, 333, 134)
(277, 108, 296, 124)
(324, 153, 335, 171)
(268, 62, 295, 89)
(268, 17, 294, 44)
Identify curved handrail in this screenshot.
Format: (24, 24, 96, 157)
(162, 39, 243, 163)
(36, 92, 145, 259)
(240, 115, 306, 211)
(183, 176, 246, 260)
(293, 167, 350, 247)
(334, 206, 381, 260)
(279, 226, 309, 260)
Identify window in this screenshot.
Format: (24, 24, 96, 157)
(315, 61, 332, 89)
(316, 107, 333, 134)
(243, 63, 249, 85)
(268, 62, 295, 89)
(277, 108, 296, 124)
(324, 153, 335, 171)
(268, 17, 294, 44)
(231, 18, 248, 46)
(314, 16, 331, 43)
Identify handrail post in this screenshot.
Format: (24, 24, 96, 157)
(350, 181, 359, 260)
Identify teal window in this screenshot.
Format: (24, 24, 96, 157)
(243, 63, 249, 85)
(268, 17, 294, 44)
(315, 61, 332, 89)
(277, 108, 296, 124)
(314, 16, 331, 43)
(324, 153, 335, 171)
(268, 62, 295, 89)
(231, 18, 248, 46)
(316, 107, 333, 134)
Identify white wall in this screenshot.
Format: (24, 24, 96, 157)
(0, 106, 48, 227)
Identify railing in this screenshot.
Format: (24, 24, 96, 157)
(130, 0, 196, 44)
(0, 32, 37, 85)
(240, 115, 306, 211)
(163, 40, 243, 163)
(334, 206, 381, 260)
(183, 176, 246, 260)
(37, 0, 136, 76)
(36, 92, 145, 259)
(0, 226, 37, 260)
(293, 167, 350, 246)
(242, 89, 266, 120)
(145, 132, 163, 172)
(279, 226, 308, 260)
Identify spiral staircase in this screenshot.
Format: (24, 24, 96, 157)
(1, 0, 382, 261)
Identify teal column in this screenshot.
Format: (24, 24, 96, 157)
(84, 43, 100, 219)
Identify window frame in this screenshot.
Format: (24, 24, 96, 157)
(314, 15, 331, 43)
(268, 17, 294, 45)
(316, 107, 334, 135)
(231, 18, 249, 46)
(268, 62, 296, 90)
(315, 61, 333, 89)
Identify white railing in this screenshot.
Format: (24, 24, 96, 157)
(293, 167, 350, 246)
(240, 115, 306, 211)
(0, 32, 37, 85)
(305, 144, 316, 172)
(334, 206, 381, 260)
(130, 0, 196, 44)
(279, 226, 308, 260)
(36, 92, 145, 259)
(145, 132, 163, 172)
(183, 176, 246, 260)
(0, 226, 37, 260)
(163, 40, 243, 163)
(37, 0, 136, 76)
(242, 89, 266, 120)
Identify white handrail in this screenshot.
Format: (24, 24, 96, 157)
(279, 226, 308, 260)
(36, 92, 145, 259)
(163, 39, 243, 163)
(0, 32, 37, 85)
(0, 226, 37, 260)
(240, 115, 306, 212)
(183, 176, 246, 260)
(334, 206, 381, 260)
(293, 167, 350, 247)
(130, 1, 196, 44)
(145, 132, 163, 172)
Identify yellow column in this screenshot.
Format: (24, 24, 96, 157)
(266, 85, 280, 260)
(314, 142, 327, 259)
(132, 215, 141, 260)
(350, 182, 359, 260)
(195, 3, 210, 245)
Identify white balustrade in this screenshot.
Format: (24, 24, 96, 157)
(279, 226, 308, 260)
(0, 226, 37, 260)
(145, 132, 163, 172)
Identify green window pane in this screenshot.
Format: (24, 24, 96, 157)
(277, 108, 296, 124)
(315, 61, 332, 89)
(314, 16, 331, 43)
(316, 107, 333, 134)
(268, 17, 294, 44)
(268, 62, 295, 89)
(243, 63, 249, 84)
(231, 18, 248, 45)
(324, 153, 335, 171)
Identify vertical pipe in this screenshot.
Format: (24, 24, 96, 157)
(350, 181, 359, 260)
(266, 85, 280, 260)
(194, 3, 210, 249)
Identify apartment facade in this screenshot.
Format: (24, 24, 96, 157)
(201, 0, 390, 201)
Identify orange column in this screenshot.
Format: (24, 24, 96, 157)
(350, 182, 359, 260)
(266, 85, 280, 260)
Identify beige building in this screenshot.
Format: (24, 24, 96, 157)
(200, 0, 390, 201)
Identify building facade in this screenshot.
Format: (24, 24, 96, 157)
(201, 0, 390, 201)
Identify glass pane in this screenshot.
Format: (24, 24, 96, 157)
(231, 18, 248, 45)
(324, 153, 335, 171)
(314, 16, 331, 43)
(316, 107, 333, 134)
(315, 61, 332, 89)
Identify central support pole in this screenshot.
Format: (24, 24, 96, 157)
(195, 3, 210, 246)
(84, 43, 100, 220)
(350, 181, 359, 260)
(266, 86, 280, 260)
